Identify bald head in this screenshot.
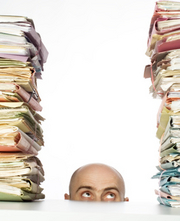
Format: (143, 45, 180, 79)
(64, 163, 128, 202)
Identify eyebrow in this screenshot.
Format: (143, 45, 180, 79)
(76, 186, 94, 193)
(103, 187, 120, 193)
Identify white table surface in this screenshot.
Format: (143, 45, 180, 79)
(0, 200, 180, 221)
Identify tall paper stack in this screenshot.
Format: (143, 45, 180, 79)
(144, 1, 180, 207)
(0, 15, 48, 201)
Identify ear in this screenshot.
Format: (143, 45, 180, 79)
(64, 193, 70, 200)
(124, 197, 129, 202)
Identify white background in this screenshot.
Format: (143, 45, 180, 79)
(0, 0, 163, 202)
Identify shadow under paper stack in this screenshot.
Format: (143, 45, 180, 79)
(0, 15, 48, 201)
(144, 1, 180, 208)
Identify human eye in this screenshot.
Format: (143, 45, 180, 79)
(106, 193, 115, 199)
(104, 192, 116, 201)
(82, 192, 91, 198)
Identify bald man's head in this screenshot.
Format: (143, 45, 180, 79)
(64, 163, 128, 202)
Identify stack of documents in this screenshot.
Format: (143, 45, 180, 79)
(0, 15, 48, 201)
(0, 153, 45, 201)
(144, 1, 180, 207)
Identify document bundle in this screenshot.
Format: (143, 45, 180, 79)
(144, 1, 180, 207)
(0, 15, 48, 201)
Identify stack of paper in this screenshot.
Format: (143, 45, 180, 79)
(144, 1, 180, 207)
(0, 15, 48, 201)
(0, 153, 45, 201)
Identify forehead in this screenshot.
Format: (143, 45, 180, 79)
(71, 165, 123, 191)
